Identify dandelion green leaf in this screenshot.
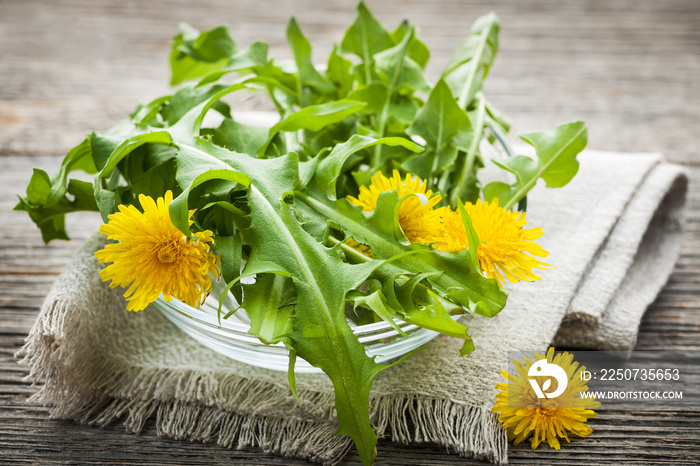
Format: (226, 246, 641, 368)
(340, 1, 394, 68)
(242, 274, 295, 345)
(195, 41, 270, 87)
(457, 202, 481, 273)
(405, 78, 471, 178)
(170, 24, 236, 85)
(483, 121, 588, 209)
(442, 12, 500, 108)
(317, 134, 423, 200)
(286, 18, 335, 97)
(350, 287, 407, 337)
(169, 169, 251, 236)
(346, 82, 388, 115)
(44, 137, 96, 207)
(215, 232, 243, 302)
(271, 100, 367, 134)
(212, 119, 269, 155)
(374, 29, 429, 94)
(402, 291, 474, 352)
(391, 21, 430, 70)
(15, 176, 99, 243)
(259, 100, 367, 155)
(238, 155, 385, 466)
(326, 46, 354, 97)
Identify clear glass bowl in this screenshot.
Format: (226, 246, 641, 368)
(154, 280, 465, 373)
(155, 121, 515, 373)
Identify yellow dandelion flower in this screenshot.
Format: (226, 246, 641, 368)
(94, 191, 221, 312)
(347, 170, 442, 244)
(493, 348, 601, 450)
(435, 198, 549, 286)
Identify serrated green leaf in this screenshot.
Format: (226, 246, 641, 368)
(94, 131, 173, 220)
(351, 288, 407, 337)
(212, 118, 269, 155)
(170, 169, 251, 237)
(163, 83, 234, 126)
(196, 41, 270, 87)
(404, 78, 471, 179)
(402, 290, 473, 347)
(485, 98, 511, 133)
(326, 46, 354, 97)
(447, 95, 485, 206)
(129, 158, 178, 200)
(442, 12, 500, 109)
(131, 95, 171, 127)
(386, 94, 420, 126)
(15, 178, 99, 243)
(96, 132, 172, 180)
(393, 271, 440, 314)
(408, 78, 470, 150)
(316, 134, 423, 201)
(242, 273, 295, 345)
(286, 17, 335, 98)
(340, 1, 394, 84)
(346, 82, 388, 114)
(369, 27, 428, 171)
(25, 168, 52, 205)
(215, 232, 243, 302)
(114, 98, 391, 465)
(340, 2, 394, 57)
(91, 122, 142, 170)
(170, 24, 236, 85)
(457, 202, 481, 273)
(260, 100, 366, 155)
(234, 154, 385, 466)
(374, 29, 429, 94)
(191, 83, 250, 136)
(45, 136, 96, 207)
(391, 21, 430, 70)
(15, 195, 68, 243)
(483, 121, 587, 209)
(272, 100, 366, 133)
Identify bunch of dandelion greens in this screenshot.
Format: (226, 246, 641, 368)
(15, 3, 587, 464)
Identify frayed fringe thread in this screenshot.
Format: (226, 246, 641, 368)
(16, 293, 352, 465)
(18, 328, 508, 464)
(372, 396, 508, 463)
(16, 234, 508, 465)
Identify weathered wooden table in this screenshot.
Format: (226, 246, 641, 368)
(2, 0, 699, 464)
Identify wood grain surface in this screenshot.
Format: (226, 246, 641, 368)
(1, 0, 699, 464)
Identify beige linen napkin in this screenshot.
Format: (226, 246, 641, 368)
(17, 151, 688, 465)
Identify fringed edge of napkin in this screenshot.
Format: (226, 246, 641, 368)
(18, 328, 507, 464)
(16, 233, 508, 465)
(16, 291, 353, 464)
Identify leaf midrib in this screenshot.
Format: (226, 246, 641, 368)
(249, 184, 376, 456)
(457, 20, 494, 108)
(503, 124, 585, 210)
(373, 31, 411, 168)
